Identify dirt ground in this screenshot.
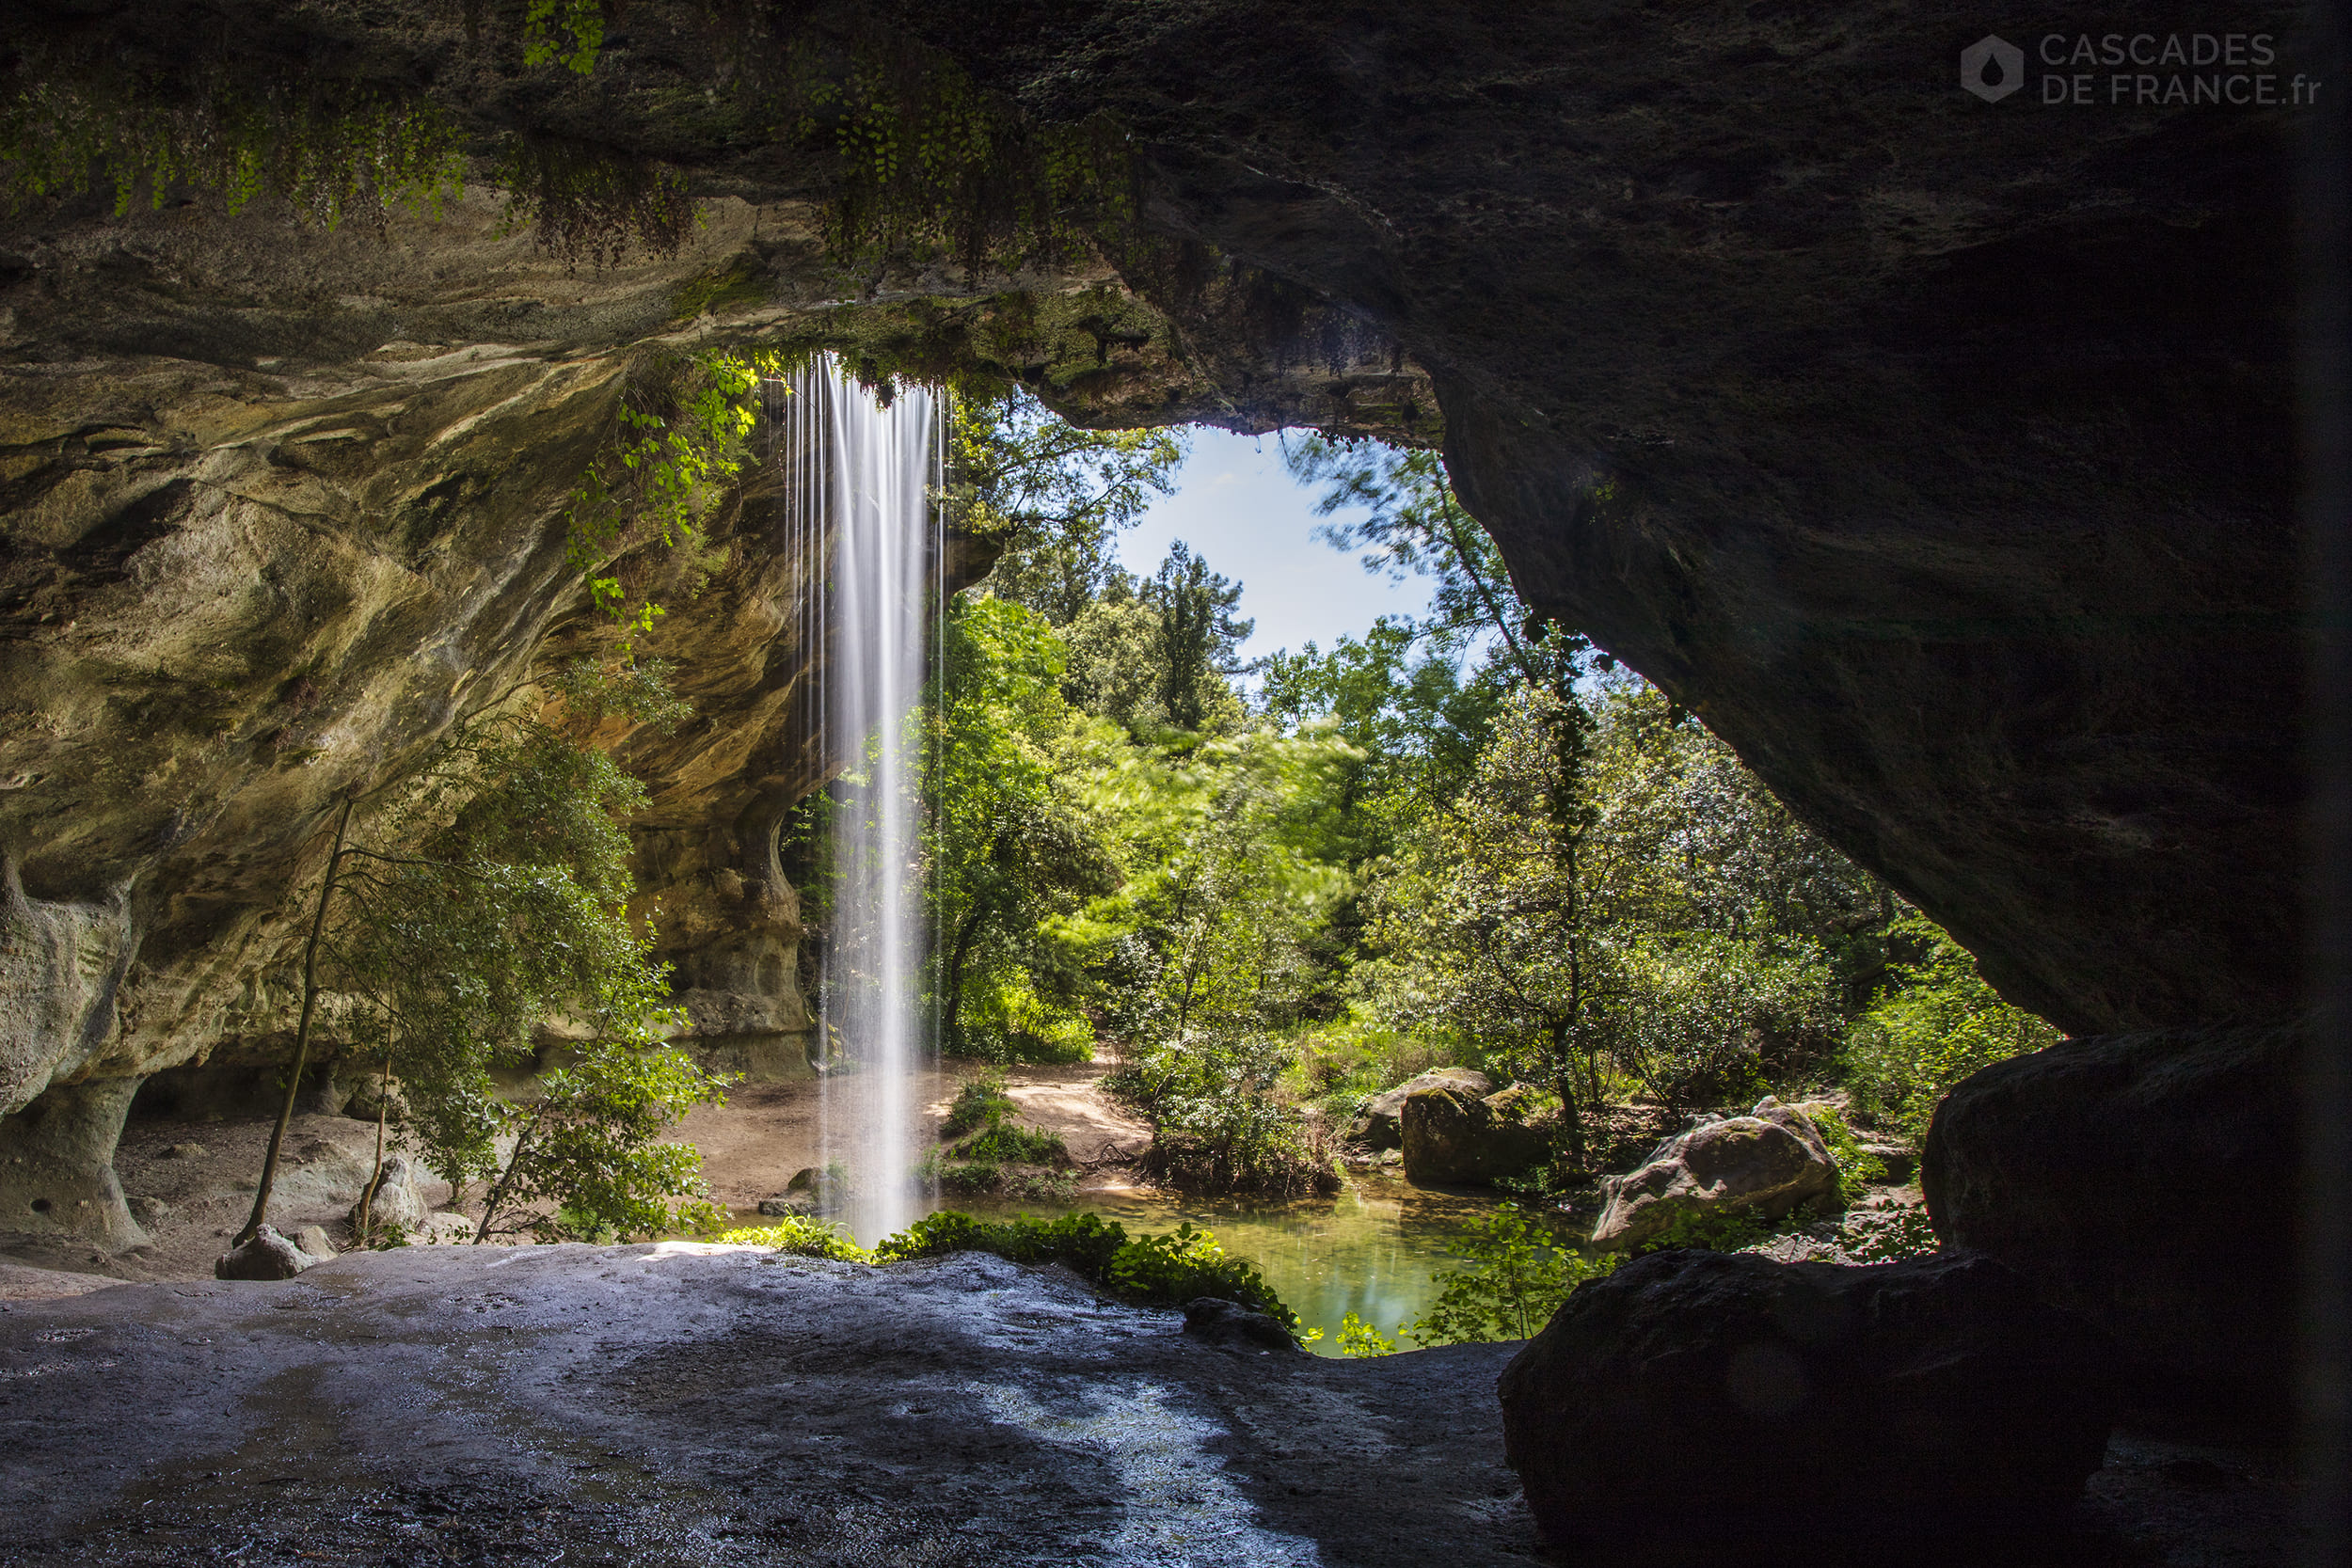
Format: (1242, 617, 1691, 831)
(676, 1054, 1153, 1217)
(0, 1054, 1153, 1289)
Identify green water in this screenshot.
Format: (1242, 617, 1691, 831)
(948, 1172, 1503, 1357)
(723, 1171, 1510, 1357)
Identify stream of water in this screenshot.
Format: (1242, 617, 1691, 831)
(784, 356, 944, 1246)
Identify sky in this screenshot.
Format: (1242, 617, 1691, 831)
(1113, 427, 1433, 667)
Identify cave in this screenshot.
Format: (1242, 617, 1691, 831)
(0, 2, 2342, 1562)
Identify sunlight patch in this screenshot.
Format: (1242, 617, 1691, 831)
(977, 1380, 1320, 1567)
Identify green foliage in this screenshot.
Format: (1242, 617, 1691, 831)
(942, 1072, 1017, 1138)
(324, 664, 730, 1242)
(960, 390, 1185, 626)
(1411, 1204, 1619, 1346)
(484, 1043, 732, 1243)
(951, 1122, 1071, 1166)
(1845, 1208, 1940, 1264)
(781, 40, 1135, 277)
(1633, 1204, 1784, 1256)
(1805, 1103, 1888, 1203)
(1335, 1311, 1399, 1358)
(521, 0, 608, 75)
(715, 1217, 866, 1261)
(563, 347, 780, 641)
(1142, 544, 1253, 734)
(0, 82, 463, 227)
(493, 137, 694, 271)
(1841, 913, 2060, 1139)
(924, 595, 1118, 1061)
(871, 1212, 1298, 1333)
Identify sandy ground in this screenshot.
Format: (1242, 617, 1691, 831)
(0, 1055, 1152, 1286)
(678, 1054, 1153, 1216)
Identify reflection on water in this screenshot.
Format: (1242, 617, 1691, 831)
(958, 1171, 1502, 1358)
(722, 1172, 1509, 1357)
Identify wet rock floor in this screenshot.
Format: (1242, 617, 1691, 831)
(0, 1244, 2303, 1567)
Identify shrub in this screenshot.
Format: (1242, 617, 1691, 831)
(715, 1217, 866, 1260)
(1841, 914, 2060, 1140)
(1412, 1203, 1619, 1345)
(873, 1211, 1299, 1335)
(942, 1072, 1017, 1138)
(1804, 1103, 1888, 1203)
(954, 1122, 1071, 1166)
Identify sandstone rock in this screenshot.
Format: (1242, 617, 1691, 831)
(215, 1225, 313, 1280)
(348, 1156, 432, 1236)
(0, 1079, 150, 1251)
(1496, 1249, 2117, 1561)
(1922, 1023, 2295, 1431)
(1588, 1097, 1836, 1252)
(1344, 1067, 1490, 1149)
(294, 1226, 337, 1260)
(1400, 1080, 1555, 1185)
(1180, 1297, 1300, 1354)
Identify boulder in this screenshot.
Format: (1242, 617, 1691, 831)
(1345, 1067, 1492, 1149)
(419, 1212, 477, 1245)
(294, 1226, 337, 1260)
(1922, 1023, 2296, 1432)
(1180, 1297, 1301, 1354)
(1401, 1081, 1554, 1185)
(1496, 1249, 2117, 1562)
(1587, 1097, 1836, 1251)
(348, 1156, 432, 1236)
(215, 1225, 313, 1280)
(757, 1196, 816, 1218)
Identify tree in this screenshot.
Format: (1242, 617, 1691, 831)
(1140, 541, 1252, 732)
(924, 595, 1117, 1060)
(958, 389, 1184, 626)
(239, 661, 732, 1251)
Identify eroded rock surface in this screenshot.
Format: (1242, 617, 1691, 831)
(1400, 1080, 1553, 1186)
(1588, 1098, 1838, 1252)
(1922, 1025, 2298, 1431)
(0, 1243, 1539, 1567)
(1346, 1066, 1491, 1151)
(1498, 1249, 2119, 1564)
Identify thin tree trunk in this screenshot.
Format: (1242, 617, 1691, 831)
(236, 794, 356, 1246)
(356, 1041, 391, 1246)
(473, 1120, 537, 1243)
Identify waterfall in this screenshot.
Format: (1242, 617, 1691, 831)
(778, 354, 943, 1245)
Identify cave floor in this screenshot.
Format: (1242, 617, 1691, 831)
(0, 1243, 2305, 1567)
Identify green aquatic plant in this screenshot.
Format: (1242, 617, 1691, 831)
(1411, 1203, 1618, 1346)
(1335, 1312, 1399, 1358)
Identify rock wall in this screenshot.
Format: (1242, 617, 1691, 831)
(0, 3, 2318, 1421)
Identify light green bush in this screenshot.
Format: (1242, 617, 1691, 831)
(1841, 914, 2059, 1140)
(716, 1217, 866, 1260)
(1412, 1204, 1619, 1345)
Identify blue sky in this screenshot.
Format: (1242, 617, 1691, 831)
(1114, 428, 1433, 667)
